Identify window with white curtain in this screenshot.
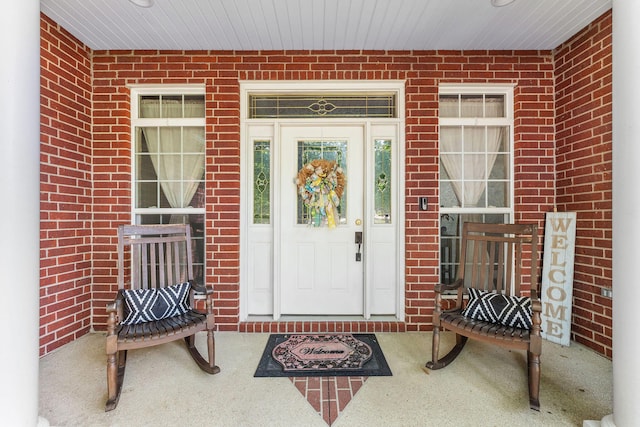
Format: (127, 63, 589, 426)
(438, 85, 514, 284)
(131, 86, 206, 282)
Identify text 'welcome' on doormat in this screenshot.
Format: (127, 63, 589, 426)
(254, 334, 392, 377)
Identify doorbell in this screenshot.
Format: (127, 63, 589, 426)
(418, 197, 428, 211)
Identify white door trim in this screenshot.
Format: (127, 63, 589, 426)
(239, 80, 406, 322)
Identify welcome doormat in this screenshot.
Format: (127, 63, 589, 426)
(254, 334, 392, 377)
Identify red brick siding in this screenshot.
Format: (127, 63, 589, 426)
(39, 14, 93, 355)
(554, 11, 613, 357)
(38, 12, 613, 358)
(89, 49, 554, 334)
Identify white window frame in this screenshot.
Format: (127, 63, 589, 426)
(438, 84, 515, 220)
(129, 84, 206, 221)
(438, 84, 515, 288)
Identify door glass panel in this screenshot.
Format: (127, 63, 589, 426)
(296, 140, 348, 225)
(374, 139, 392, 224)
(253, 140, 271, 224)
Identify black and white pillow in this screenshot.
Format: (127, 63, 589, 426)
(122, 282, 191, 325)
(461, 287, 533, 330)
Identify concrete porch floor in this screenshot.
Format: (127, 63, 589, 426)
(39, 331, 612, 426)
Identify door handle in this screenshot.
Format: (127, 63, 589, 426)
(355, 232, 363, 262)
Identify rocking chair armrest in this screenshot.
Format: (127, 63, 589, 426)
(105, 294, 125, 357)
(106, 294, 124, 335)
(530, 289, 542, 312)
(433, 279, 466, 314)
(106, 301, 117, 314)
(190, 280, 214, 296)
(106, 292, 124, 312)
(434, 279, 464, 294)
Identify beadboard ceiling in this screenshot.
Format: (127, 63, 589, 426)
(40, 0, 611, 51)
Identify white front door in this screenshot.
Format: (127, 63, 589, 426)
(280, 126, 364, 315)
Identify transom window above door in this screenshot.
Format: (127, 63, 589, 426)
(248, 94, 397, 118)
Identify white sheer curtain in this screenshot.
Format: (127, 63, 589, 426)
(440, 99, 503, 207)
(140, 100, 205, 209)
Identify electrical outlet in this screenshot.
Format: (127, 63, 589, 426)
(601, 288, 613, 298)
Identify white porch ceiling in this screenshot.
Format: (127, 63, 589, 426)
(40, 0, 611, 51)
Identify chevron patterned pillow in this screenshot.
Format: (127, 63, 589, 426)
(121, 282, 191, 325)
(461, 287, 533, 330)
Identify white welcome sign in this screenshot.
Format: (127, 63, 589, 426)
(540, 212, 577, 346)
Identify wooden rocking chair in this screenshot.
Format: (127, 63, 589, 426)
(426, 222, 542, 410)
(105, 224, 220, 411)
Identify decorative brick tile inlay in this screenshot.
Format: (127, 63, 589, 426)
(290, 376, 368, 426)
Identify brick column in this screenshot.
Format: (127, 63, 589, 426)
(0, 0, 43, 425)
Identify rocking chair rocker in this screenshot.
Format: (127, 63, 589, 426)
(105, 224, 220, 411)
(426, 222, 542, 410)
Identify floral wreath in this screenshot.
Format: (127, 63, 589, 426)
(295, 159, 346, 228)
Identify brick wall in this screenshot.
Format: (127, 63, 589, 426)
(89, 49, 554, 334)
(39, 12, 612, 358)
(40, 14, 93, 355)
(554, 11, 613, 357)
